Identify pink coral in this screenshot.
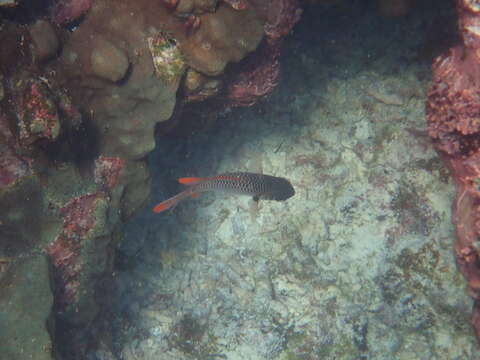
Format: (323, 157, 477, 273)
(94, 156, 125, 190)
(225, 0, 301, 107)
(227, 42, 280, 107)
(46, 193, 102, 309)
(18, 80, 60, 142)
(426, 0, 480, 342)
(263, 0, 302, 43)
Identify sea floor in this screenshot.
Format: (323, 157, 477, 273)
(102, 1, 477, 359)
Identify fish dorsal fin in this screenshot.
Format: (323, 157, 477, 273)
(178, 177, 203, 185)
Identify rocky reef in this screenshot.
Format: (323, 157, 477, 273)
(3, 0, 480, 358)
(426, 0, 480, 342)
(0, 0, 298, 358)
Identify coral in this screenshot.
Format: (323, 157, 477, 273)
(175, 0, 217, 14)
(0, 112, 30, 188)
(45, 193, 106, 312)
(42, 157, 123, 319)
(29, 20, 59, 62)
(94, 156, 125, 190)
(223, 0, 248, 11)
(426, 0, 480, 341)
(183, 68, 222, 102)
(10, 74, 81, 149)
(54, 0, 268, 157)
(225, 0, 301, 107)
(427, 47, 480, 156)
(90, 37, 130, 82)
(180, 2, 264, 75)
(226, 41, 280, 106)
(148, 32, 186, 84)
(16, 79, 61, 143)
(262, 0, 302, 44)
(54, 0, 180, 159)
(52, 0, 92, 25)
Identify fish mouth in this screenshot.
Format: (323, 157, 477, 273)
(284, 187, 295, 200)
(275, 182, 295, 201)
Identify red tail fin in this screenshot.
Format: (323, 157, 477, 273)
(178, 177, 204, 185)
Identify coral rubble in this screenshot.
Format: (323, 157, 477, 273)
(426, 0, 480, 341)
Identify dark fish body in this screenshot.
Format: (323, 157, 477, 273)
(152, 172, 295, 213)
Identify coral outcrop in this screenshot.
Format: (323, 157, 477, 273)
(426, 0, 480, 341)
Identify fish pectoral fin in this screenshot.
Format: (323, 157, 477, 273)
(178, 177, 203, 185)
(153, 189, 196, 214)
(190, 192, 199, 199)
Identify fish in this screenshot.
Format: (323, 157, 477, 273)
(152, 172, 295, 213)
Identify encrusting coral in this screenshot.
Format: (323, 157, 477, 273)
(426, 0, 480, 342)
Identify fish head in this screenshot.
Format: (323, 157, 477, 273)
(265, 176, 295, 201)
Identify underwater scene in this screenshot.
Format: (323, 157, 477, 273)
(1, 0, 480, 359)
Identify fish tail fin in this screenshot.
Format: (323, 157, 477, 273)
(152, 190, 199, 213)
(178, 177, 204, 185)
